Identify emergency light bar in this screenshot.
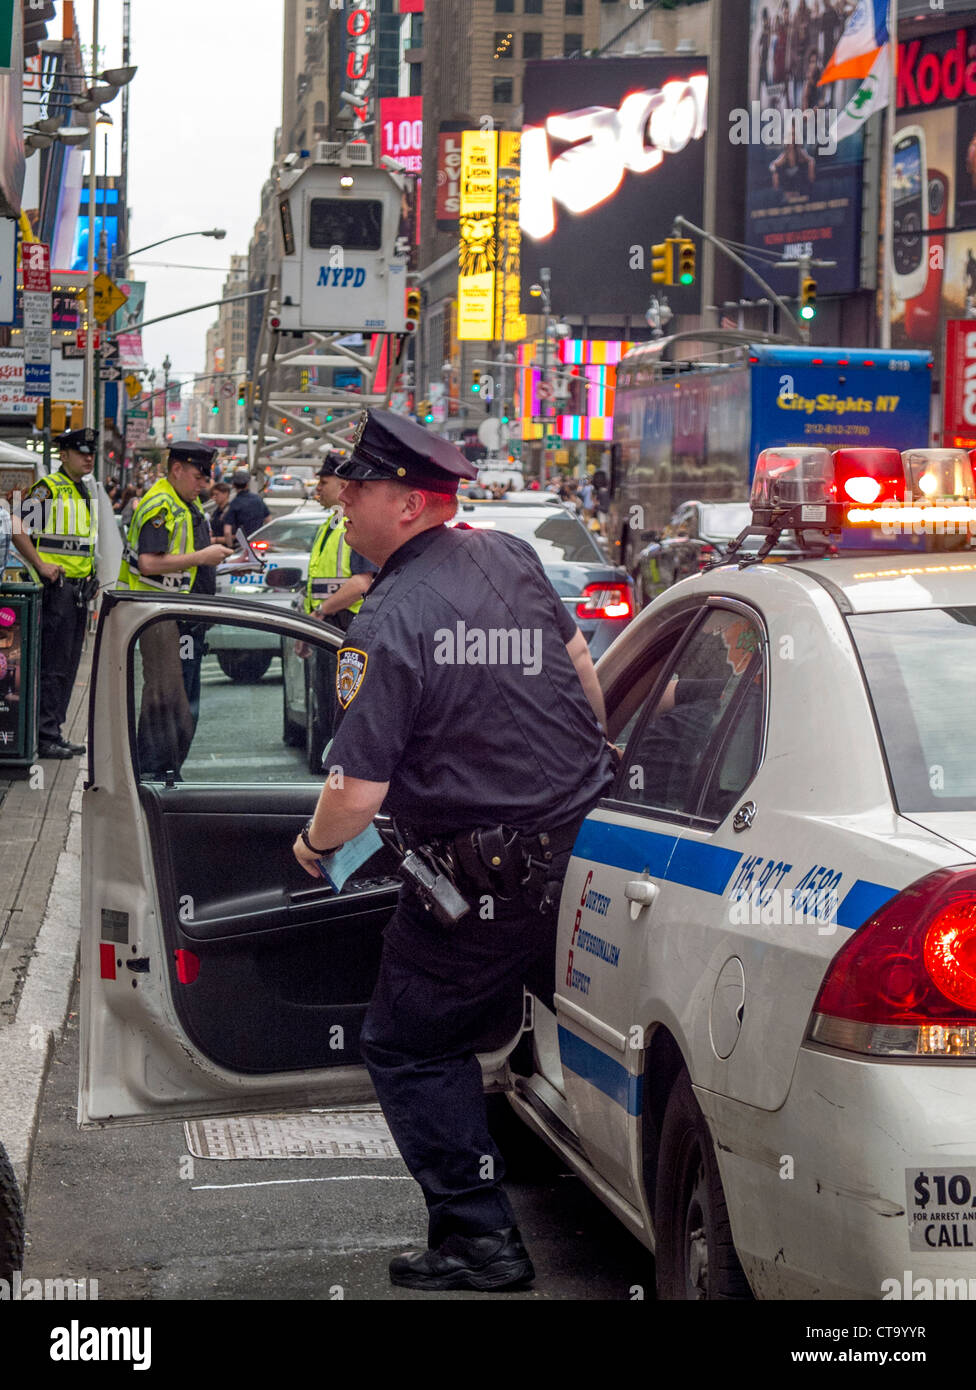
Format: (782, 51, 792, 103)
(720, 446, 976, 567)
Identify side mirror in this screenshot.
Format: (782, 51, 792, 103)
(263, 566, 304, 591)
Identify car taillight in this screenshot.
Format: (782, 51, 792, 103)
(576, 583, 633, 621)
(808, 867, 976, 1058)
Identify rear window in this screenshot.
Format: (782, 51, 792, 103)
(460, 510, 604, 564)
(254, 516, 324, 550)
(309, 198, 383, 251)
(849, 607, 976, 812)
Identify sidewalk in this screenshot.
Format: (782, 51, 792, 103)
(0, 642, 91, 1192)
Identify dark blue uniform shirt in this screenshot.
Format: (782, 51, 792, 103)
(329, 523, 613, 835)
(222, 491, 270, 539)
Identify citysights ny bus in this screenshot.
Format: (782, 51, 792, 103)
(608, 343, 934, 573)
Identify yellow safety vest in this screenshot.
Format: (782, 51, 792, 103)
(33, 471, 96, 579)
(118, 477, 200, 593)
(305, 511, 365, 616)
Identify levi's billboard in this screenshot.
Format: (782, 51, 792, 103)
(519, 58, 707, 317)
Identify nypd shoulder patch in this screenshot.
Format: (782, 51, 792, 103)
(336, 647, 368, 709)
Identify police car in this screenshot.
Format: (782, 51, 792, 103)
(79, 446, 976, 1299)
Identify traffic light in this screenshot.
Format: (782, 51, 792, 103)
(471, 369, 482, 394)
(800, 275, 817, 321)
(405, 288, 421, 333)
(651, 241, 673, 285)
(211, 399, 219, 414)
(237, 381, 247, 407)
(677, 238, 696, 285)
(418, 399, 433, 423)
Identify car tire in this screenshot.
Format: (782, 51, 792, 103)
(0, 1139, 24, 1278)
(654, 1070, 751, 1301)
(216, 651, 274, 684)
(306, 664, 327, 774)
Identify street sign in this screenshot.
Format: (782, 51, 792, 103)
(93, 273, 128, 324)
(99, 363, 122, 383)
(75, 330, 102, 351)
(22, 242, 51, 399)
(101, 338, 119, 361)
(220, 379, 234, 398)
(124, 374, 141, 401)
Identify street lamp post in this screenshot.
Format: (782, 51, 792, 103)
(530, 267, 552, 485)
(162, 354, 171, 444)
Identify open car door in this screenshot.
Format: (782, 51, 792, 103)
(79, 590, 526, 1127)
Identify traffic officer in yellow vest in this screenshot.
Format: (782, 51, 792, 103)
(11, 427, 99, 759)
(118, 441, 232, 779)
(297, 452, 378, 768)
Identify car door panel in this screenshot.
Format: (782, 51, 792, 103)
(82, 592, 526, 1127)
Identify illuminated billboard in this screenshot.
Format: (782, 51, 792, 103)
(518, 339, 632, 442)
(520, 57, 707, 317)
(457, 131, 498, 341)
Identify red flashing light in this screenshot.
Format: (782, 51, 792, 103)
(576, 582, 634, 621)
(862, 359, 875, 367)
(831, 447, 904, 507)
(811, 358, 824, 365)
(748, 356, 759, 363)
(837, 359, 849, 366)
(251, 540, 269, 552)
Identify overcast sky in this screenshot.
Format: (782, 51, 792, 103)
(63, 1, 284, 386)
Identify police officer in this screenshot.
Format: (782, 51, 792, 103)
(11, 427, 99, 759)
(297, 452, 378, 765)
(292, 409, 613, 1291)
(221, 469, 269, 545)
(118, 441, 232, 777)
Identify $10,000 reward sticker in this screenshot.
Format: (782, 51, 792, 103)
(907, 1168, 976, 1251)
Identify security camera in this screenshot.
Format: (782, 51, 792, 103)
(282, 152, 299, 169)
(380, 154, 407, 174)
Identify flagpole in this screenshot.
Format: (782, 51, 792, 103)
(881, 0, 896, 350)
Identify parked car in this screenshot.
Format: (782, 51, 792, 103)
(205, 508, 328, 683)
(632, 500, 804, 607)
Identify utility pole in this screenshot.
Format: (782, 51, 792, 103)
(84, 0, 99, 462)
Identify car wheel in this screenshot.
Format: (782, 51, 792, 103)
(654, 1070, 751, 1300)
(216, 651, 274, 684)
(0, 1139, 24, 1278)
(306, 664, 326, 774)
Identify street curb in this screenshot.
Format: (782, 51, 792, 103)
(0, 767, 85, 1194)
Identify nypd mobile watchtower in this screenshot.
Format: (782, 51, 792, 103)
(275, 142, 410, 336)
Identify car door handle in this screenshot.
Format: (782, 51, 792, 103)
(625, 880, 659, 905)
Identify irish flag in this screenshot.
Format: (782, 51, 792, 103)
(819, 0, 889, 85)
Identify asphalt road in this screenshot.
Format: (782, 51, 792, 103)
(24, 992, 657, 1302)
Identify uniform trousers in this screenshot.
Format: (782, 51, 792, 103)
(38, 577, 87, 743)
(359, 846, 571, 1248)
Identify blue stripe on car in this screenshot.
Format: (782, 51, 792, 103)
(557, 1026, 643, 1116)
(836, 879, 898, 930)
(572, 817, 739, 895)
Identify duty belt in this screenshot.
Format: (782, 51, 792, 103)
(400, 816, 583, 913)
(38, 535, 94, 555)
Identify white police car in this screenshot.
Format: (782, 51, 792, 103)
(79, 446, 976, 1299)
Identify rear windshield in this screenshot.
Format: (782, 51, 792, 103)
(254, 516, 324, 550)
(459, 511, 604, 564)
(849, 607, 976, 812)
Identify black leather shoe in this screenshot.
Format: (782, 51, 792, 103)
(57, 738, 86, 755)
(389, 1227, 534, 1291)
(37, 741, 73, 760)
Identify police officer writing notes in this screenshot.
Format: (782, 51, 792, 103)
(292, 410, 613, 1292)
(12, 427, 99, 759)
(118, 441, 231, 779)
(297, 452, 378, 764)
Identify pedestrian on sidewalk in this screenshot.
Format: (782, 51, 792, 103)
(11, 428, 99, 760)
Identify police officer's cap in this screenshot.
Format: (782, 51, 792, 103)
(56, 427, 97, 457)
(168, 441, 217, 477)
(336, 409, 478, 495)
(317, 451, 346, 479)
